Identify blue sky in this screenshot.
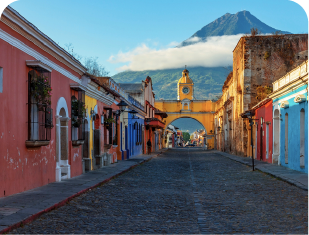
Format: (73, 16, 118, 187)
(2, 0, 309, 76)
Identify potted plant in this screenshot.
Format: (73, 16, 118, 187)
(71, 100, 86, 118)
(72, 117, 83, 128)
(104, 117, 116, 128)
(31, 75, 52, 110)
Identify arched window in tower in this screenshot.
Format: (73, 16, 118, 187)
(184, 103, 188, 110)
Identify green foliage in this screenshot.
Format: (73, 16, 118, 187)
(105, 117, 116, 124)
(183, 132, 190, 142)
(31, 75, 52, 107)
(112, 66, 231, 100)
(256, 85, 273, 101)
(264, 51, 271, 60)
(71, 99, 86, 117)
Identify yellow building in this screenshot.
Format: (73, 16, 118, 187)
(85, 95, 97, 170)
(155, 68, 215, 147)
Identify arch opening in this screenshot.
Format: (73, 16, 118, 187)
(55, 97, 70, 182)
(165, 117, 209, 148)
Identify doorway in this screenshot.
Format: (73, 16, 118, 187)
(260, 126, 263, 161)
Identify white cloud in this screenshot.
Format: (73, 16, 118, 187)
(185, 36, 201, 43)
(108, 34, 245, 72)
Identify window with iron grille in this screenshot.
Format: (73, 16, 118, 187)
(28, 69, 53, 141)
(71, 89, 85, 141)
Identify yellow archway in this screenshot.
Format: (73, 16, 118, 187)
(154, 67, 216, 148)
(155, 100, 215, 148)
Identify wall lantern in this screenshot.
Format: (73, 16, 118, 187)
(101, 111, 104, 124)
(129, 110, 138, 119)
(117, 100, 128, 112)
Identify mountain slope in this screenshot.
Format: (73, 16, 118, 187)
(179, 10, 291, 47)
(112, 10, 290, 100)
(113, 66, 231, 100)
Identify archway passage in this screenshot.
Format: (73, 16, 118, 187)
(164, 114, 214, 149)
(169, 117, 206, 147)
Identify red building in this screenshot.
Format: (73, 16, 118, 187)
(251, 98, 273, 163)
(0, 6, 87, 197)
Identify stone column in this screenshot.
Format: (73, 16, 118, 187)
(60, 117, 70, 179)
(55, 115, 61, 182)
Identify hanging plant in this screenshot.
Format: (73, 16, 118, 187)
(71, 99, 86, 118)
(105, 117, 116, 124)
(72, 117, 83, 128)
(104, 117, 116, 128)
(31, 75, 52, 109)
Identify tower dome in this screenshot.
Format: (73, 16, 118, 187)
(178, 69, 193, 84)
(177, 67, 194, 100)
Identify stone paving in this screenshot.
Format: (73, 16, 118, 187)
(0, 152, 160, 233)
(10, 148, 308, 234)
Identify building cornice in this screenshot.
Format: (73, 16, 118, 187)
(2, 7, 87, 75)
(0, 28, 81, 83)
(85, 80, 114, 105)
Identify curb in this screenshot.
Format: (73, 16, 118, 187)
(0, 152, 162, 234)
(216, 152, 308, 191)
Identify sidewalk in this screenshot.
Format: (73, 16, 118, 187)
(0, 150, 167, 234)
(214, 151, 308, 191)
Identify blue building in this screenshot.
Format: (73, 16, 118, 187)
(270, 61, 308, 173)
(126, 95, 145, 158)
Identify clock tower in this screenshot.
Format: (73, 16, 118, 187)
(177, 67, 194, 100)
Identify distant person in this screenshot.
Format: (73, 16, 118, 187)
(147, 139, 152, 154)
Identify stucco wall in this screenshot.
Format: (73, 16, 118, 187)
(276, 85, 308, 173)
(0, 27, 83, 197)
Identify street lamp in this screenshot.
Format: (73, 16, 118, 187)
(129, 110, 138, 119)
(243, 111, 256, 171)
(117, 100, 128, 112)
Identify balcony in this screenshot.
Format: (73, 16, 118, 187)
(145, 118, 165, 129)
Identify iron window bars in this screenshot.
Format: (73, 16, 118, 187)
(71, 89, 85, 141)
(28, 69, 53, 141)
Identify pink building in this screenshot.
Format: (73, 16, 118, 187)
(0, 7, 87, 197)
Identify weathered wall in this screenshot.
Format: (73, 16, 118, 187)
(216, 34, 308, 157)
(0, 20, 84, 197)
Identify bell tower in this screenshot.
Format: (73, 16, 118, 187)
(177, 66, 194, 100)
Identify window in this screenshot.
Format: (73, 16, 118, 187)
(273, 109, 280, 156)
(300, 109, 305, 168)
(28, 69, 53, 141)
(71, 89, 85, 141)
(0, 67, 3, 93)
(285, 113, 288, 164)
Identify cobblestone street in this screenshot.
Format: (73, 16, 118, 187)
(12, 149, 308, 234)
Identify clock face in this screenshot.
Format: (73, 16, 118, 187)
(182, 87, 189, 94)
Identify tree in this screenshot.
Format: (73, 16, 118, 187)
(250, 27, 260, 36)
(83, 57, 109, 77)
(183, 132, 190, 142)
(64, 43, 109, 77)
